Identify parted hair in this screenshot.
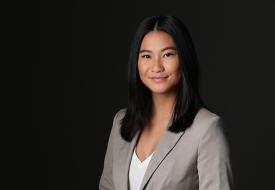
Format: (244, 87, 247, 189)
(120, 15, 207, 142)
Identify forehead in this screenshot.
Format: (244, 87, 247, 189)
(140, 31, 176, 50)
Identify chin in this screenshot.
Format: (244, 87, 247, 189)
(148, 86, 173, 95)
(145, 81, 179, 95)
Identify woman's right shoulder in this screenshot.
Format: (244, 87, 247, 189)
(113, 107, 127, 121)
(110, 108, 127, 132)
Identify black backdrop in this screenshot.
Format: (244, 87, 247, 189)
(10, 0, 275, 189)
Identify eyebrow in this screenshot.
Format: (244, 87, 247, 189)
(139, 46, 177, 54)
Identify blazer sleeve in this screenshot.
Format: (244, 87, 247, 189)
(99, 110, 121, 190)
(197, 116, 234, 190)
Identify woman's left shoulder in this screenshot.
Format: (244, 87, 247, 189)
(195, 107, 220, 121)
(191, 107, 225, 136)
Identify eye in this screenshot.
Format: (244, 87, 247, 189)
(163, 52, 175, 58)
(141, 54, 151, 59)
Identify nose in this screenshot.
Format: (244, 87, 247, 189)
(151, 57, 164, 73)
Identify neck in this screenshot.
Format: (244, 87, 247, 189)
(151, 91, 177, 122)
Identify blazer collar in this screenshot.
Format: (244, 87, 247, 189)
(115, 119, 185, 190)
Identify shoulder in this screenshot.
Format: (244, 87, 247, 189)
(113, 108, 127, 122)
(194, 107, 220, 122)
(108, 108, 127, 140)
(192, 107, 229, 153)
(189, 107, 225, 140)
(193, 107, 222, 128)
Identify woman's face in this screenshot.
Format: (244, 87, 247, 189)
(138, 31, 181, 95)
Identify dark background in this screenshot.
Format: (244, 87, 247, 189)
(9, 0, 275, 189)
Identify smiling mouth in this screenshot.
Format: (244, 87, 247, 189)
(150, 76, 169, 82)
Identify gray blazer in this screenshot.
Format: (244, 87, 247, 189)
(99, 107, 233, 190)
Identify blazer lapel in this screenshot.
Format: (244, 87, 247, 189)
(115, 129, 141, 190)
(115, 119, 185, 190)
(140, 126, 185, 190)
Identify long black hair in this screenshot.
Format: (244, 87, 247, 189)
(120, 15, 206, 142)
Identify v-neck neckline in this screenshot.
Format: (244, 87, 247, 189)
(134, 148, 154, 165)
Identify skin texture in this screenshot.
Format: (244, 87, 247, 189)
(135, 31, 181, 161)
(138, 31, 181, 96)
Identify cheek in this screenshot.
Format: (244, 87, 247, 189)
(138, 61, 147, 77)
(167, 62, 181, 83)
(166, 60, 180, 74)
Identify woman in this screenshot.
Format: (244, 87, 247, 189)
(99, 15, 233, 190)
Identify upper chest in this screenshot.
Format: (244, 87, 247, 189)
(135, 124, 167, 162)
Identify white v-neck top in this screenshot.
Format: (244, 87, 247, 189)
(129, 148, 154, 190)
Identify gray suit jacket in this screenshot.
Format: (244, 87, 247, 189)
(99, 107, 233, 190)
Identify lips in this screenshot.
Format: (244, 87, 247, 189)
(150, 76, 169, 82)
